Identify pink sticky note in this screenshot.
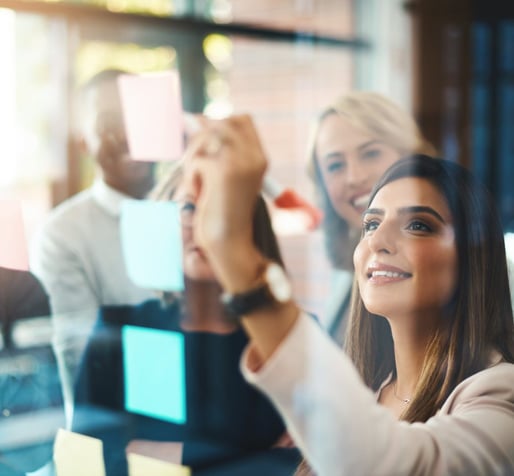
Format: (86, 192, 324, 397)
(0, 200, 29, 271)
(118, 71, 184, 162)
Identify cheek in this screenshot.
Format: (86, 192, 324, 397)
(353, 239, 367, 275)
(438, 251, 458, 300)
(181, 226, 193, 246)
(183, 253, 217, 282)
(321, 172, 345, 204)
(416, 246, 458, 303)
(323, 175, 357, 223)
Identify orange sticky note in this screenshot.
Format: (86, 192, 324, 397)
(0, 200, 28, 270)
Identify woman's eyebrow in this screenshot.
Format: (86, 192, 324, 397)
(322, 151, 345, 161)
(398, 206, 446, 223)
(362, 207, 384, 217)
(362, 205, 446, 224)
(356, 140, 382, 152)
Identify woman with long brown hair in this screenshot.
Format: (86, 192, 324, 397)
(186, 115, 514, 475)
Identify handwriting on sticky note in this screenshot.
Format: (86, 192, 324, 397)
(128, 452, 191, 476)
(120, 199, 184, 291)
(54, 428, 106, 476)
(118, 71, 184, 162)
(123, 325, 186, 424)
(0, 200, 28, 271)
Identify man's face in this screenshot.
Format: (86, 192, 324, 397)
(82, 79, 155, 196)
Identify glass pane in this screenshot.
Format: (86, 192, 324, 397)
(203, 35, 355, 320)
(29, 0, 355, 38)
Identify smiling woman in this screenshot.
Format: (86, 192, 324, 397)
(185, 114, 514, 476)
(354, 177, 457, 332)
(306, 92, 436, 344)
(346, 155, 514, 424)
(308, 92, 436, 271)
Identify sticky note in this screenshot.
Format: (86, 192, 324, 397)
(128, 453, 191, 476)
(123, 325, 186, 424)
(0, 200, 28, 271)
(125, 440, 183, 465)
(54, 428, 106, 476)
(120, 199, 184, 291)
(118, 71, 184, 162)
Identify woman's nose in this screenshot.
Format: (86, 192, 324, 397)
(367, 223, 396, 255)
(345, 161, 367, 188)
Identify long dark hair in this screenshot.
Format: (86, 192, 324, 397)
(346, 154, 514, 423)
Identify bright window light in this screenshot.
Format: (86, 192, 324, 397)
(0, 9, 17, 187)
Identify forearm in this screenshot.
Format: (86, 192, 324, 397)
(208, 240, 300, 362)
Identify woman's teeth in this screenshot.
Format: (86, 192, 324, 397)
(353, 193, 371, 209)
(371, 270, 410, 278)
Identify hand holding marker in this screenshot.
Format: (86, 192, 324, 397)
(184, 113, 323, 233)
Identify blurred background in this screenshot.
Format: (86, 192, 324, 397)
(0, 1, 513, 472)
(2, 0, 513, 320)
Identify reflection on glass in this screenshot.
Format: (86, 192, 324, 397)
(76, 42, 177, 87)
(37, 0, 174, 16)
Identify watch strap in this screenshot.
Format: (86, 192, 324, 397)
(220, 283, 274, 318)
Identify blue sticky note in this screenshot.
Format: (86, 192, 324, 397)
(120, 199, 184, 291)
(122, 325, 186, 424)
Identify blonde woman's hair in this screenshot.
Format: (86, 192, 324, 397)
(307, 91, 436, 270)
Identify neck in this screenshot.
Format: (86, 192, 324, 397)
(182, 279, 238, 334)
(103, 176, 154, 199)
(389, 314, 437, 399)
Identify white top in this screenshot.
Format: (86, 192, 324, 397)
(31, 179, 154, 316)
(30, 180, 155, 420)
(241, 312, 514, 476)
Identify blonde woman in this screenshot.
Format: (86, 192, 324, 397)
(308, 92, 435, 341)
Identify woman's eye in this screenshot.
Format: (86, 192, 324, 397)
(361, 149, 382, 160)
(363, 219, 380, 233)
(181, 202, 196, 213)
(406, 220, 432, 232)
(326, 161, 345, 174)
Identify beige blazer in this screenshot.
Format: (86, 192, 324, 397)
(242, 313, 514, 476)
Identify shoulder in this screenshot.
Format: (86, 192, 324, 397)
(41, 189, 98, 231)
(444, 362, 514, 412)
(463, 362, 514, 393)
(35, 188, 108, 247)
(49, 188, 95, 216)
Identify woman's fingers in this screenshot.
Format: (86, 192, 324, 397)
(181, 114, 266, 248)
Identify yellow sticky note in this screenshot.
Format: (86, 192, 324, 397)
(54, 429, 106, 476)
(128, 452, 191, 476)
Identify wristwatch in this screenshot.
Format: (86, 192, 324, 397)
(220, 262, 292, 318)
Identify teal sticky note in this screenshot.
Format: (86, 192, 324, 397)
(122, 325, 186, 424)
(120, 199, 184, 291)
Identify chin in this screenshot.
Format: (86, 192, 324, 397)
(184, 270, 217, 283)
(361, 294, 397, 317)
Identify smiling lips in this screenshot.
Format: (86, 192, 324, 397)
(351, 192, 371, 212)
(366, 263, 412, 284)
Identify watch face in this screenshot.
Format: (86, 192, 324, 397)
(266, 263, 292, 303)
